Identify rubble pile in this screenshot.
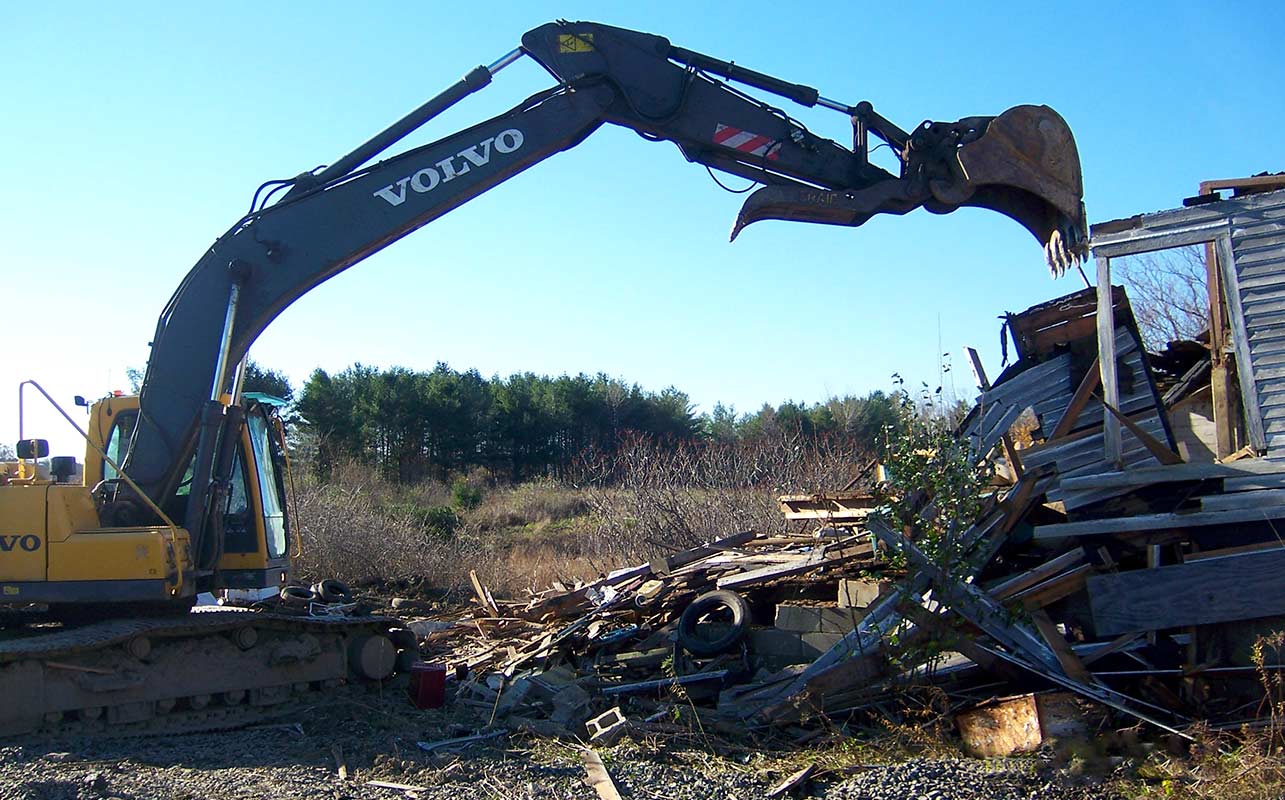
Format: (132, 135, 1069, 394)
(404, 282, 1285, 749)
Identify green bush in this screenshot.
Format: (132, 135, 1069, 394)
(451, 478, 484, 511)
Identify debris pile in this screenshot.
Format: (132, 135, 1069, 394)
(406, 281, 1285, 746)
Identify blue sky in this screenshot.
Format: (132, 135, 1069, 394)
(5, 1, 1284, 458)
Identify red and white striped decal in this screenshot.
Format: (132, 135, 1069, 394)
(713, 124, 781, 160)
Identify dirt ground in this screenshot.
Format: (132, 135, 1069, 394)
(0, 676, 1124, 800)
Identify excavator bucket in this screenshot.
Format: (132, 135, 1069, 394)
(733, 105, 1087, 277)
(942, 104, 1087, 276)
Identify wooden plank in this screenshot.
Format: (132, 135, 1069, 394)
(1201, 489, 1285, 511)
(1219, 233, 1269, 452)
(1048, 358, 1101, 441)
(1058, 459, 1285, 492)
(581, 749, 623, 800)
(469, 570, 500, 616)
(983, 549, 1084, 600)
(1097, 257, 1122, 467)
(1034, 504, 1285, 540)
(1185, 539, 1285, 562)
(1030, 610, 1092, 682)
(1012, 564, 1094, 609)
(650, 530, 756, 573)
(1087, 547, 1285, 635)
(1220, 474, 1285, 492)
(1097, 393, 1183, 465)
(600, 670, 729, 696)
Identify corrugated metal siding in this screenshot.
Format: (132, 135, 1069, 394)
(1228, 192, 1285, 457)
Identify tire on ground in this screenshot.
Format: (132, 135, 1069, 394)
(677, 589, 750, 656)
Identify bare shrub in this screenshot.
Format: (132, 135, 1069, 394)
(468, 479, 590, 532)
(577, 433, 870, 563)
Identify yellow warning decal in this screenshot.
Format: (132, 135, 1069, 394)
(559, 33, 594, 53)
(2, 586, 18, 596)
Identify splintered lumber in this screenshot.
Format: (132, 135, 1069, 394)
(1087, 547, 1285, 636)
(1034, 505, 1285, 540)
(581, 749, 623, 800)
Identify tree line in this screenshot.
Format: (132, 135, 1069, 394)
(278, 362, 901, 484)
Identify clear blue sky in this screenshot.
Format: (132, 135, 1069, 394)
(5, 1, 1284, 458)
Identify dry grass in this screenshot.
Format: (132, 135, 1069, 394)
(290, 436, 867, 599)
(1117, 633, 1285, 800)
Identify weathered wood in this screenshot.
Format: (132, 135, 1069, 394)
(1034, 504, 1285, 540)
(1030, 610, 1091, 682)
(1218, 233, 1269, 451)
(600, 670, 729, 696)
(581, 749, 623, 800)
(1087, 547, 1285, 635)
(1012, 564, 1094, 609)
(1201, 488, 1285, 511)
(766, 765, 817, 798)
(984, 549, 1084, 600)
(1048, 358, 1101, 441)
(1097, 393, 1183, 465)
(469, 570, 500, 616)
(1185, 539, 1285, 562)
(966, 347, 1025, 477)
(1097, 259, 1122, 467)
(650, 530, 757, 574)
(1058, 459, 1285, 492)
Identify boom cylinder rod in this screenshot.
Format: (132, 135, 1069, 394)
(309, 48, 525, 186)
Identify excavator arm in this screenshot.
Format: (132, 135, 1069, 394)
(121, 21, 1088, 571)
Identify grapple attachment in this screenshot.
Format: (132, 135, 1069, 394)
(733, 104, 1087, 277)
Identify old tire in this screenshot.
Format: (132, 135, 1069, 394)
(677, 589, 749, 657)
(280, 585, 316, 607)
(311, 579, 353, 604)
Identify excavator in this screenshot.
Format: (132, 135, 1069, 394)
(0, 20, 1087, 735)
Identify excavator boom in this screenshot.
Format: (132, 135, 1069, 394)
(120, 20, 1087, 565)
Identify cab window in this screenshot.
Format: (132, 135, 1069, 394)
(102, 411, 138, 480)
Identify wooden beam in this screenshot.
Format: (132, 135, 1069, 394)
(1048, 358, 1101, 441)
(1058, 459, 1285, 492)
(1087, 547, 1285, 635)
(983, 549, 1085, 599)
(1096, 256, 1122, 467)
(1216, 234, 1268, 452)
(1031, 610, 1092, 682)
(1035, 504, 1285, 540)
(1096, 392, 1183, 465)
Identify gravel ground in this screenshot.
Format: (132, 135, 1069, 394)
(0, 683, 1124, 800)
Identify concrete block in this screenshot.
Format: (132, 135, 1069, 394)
(774, 604, 822, 633)
(586, 706, 629, 746)
(749, 627, 804, 659)
(838, 579, 893, 609)
(819, 607, 863, 633)
(550, 684, 592, 726)
(800, 632, 844, 659)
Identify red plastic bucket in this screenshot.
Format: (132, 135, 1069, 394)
(409, 662, 447, 709)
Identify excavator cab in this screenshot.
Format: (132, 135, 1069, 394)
(87, 393, 292, 595)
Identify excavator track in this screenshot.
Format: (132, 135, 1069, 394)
(0, 608, 412, 738)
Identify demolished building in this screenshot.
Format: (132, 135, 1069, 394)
(418, 177, 1285, 743)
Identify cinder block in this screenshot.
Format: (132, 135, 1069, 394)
(837, 579, 893, 609)
(800, 632, 844, 659)
(819, 607, 863, 633)
(749, 627, 804, 660)
(774, 604, 822, 632)
(586, 706, 629, 746)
